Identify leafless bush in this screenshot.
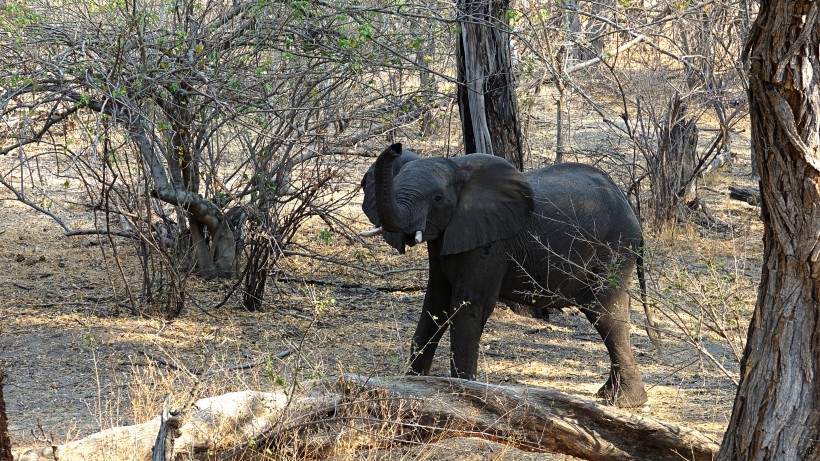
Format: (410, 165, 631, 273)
(510, 1, 751, 203)
(0, 0, 453, 316)
(642, 229, 757, 385)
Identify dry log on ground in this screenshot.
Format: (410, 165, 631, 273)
(17, 388, 331, 461)
(728, 186, 761, 206)
(17, 376, 719, 461)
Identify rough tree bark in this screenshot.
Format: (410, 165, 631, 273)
(0, 369, 11, 461)
(456, 0, 523, 170)
(717, 1, 820, 459)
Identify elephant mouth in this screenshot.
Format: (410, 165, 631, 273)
(404, 230, 424, 246)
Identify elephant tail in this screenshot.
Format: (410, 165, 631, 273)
(637, 240, 661, 348)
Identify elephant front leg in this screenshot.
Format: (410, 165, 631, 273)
(448, 276, 502, 379)
(408, 278, 451, 375)
(445, 258, 505, 379)
(448, 299, 495, 379)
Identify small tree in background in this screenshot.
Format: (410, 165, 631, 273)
(511, 0, 749, 207)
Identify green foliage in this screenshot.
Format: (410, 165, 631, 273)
(2, 2, 42, 28)
(408, 36, 424, 50)
(313, 290, 336, 312)
(289, 0, 310, 19)
(318, 229, 332, 246)
(357, 23, 373, 40)
(265, 365, 287, 388)
(606, 257, 624, 287)
(505, 8, 520, 21)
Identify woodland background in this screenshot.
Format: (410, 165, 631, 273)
(2, 0, 813, 459)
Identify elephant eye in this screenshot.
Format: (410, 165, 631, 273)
(433, 194, 443, 203)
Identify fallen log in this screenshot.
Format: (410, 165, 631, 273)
(17, 376, 720, 461)
(324, 376, 720, 461)
(728, 186, 760, 206)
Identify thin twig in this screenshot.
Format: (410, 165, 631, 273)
(275, 276, 425, 293)
(0, 177, 135, 239)
(201, 349, 292, 378)
(282, 250, 426, 277)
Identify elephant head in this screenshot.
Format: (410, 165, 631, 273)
(360, 146, 419, 254)
(362, 143, 534, 255)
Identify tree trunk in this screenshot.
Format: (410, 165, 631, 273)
(555, 45, 570, 164)
(414, 11, 437, 137)
(648, 93, 699, 227)
(151, 396, 180, 461)
(242, 239, 270, 311)
(456, 0, 523, 170)
(189, 220, 213, 278)
(0, 369, 12, 461)
(210, 219, 237, 278)
(717, 2, 820, 459)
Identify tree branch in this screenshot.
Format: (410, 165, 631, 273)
(0, 176, 135, 238)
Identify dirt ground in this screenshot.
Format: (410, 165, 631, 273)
(0, 130, 761, 459)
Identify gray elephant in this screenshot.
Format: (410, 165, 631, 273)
(361, 143, 648, 407)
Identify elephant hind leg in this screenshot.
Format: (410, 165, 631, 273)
(579, 287, 647, 407)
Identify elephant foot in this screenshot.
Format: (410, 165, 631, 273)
(596, 367, 647, 407)
(406, 367, 432, 377)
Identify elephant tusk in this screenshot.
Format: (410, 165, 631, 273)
(415, 230, 423, 243)
(360, 227, 383, 237)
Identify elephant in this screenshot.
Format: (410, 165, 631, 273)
(360, 143, 648, 407)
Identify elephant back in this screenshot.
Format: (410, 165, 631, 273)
(524, 163, 641, 249)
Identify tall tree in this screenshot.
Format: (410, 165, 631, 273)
(456, 0, 523, 170)
(0, 369, 10, 461)
(718, 1, 820, 459)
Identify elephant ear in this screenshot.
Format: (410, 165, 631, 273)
(361, 145, 419, 254)
(442, 154, 533, 255)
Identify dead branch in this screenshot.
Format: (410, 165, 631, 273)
(150, 396, 179, 461)
(17, 376, 719, 461)
(282, 250, 426, 279)
(276, 276, 425, 293)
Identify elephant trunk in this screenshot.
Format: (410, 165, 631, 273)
(373, 144, 413, 235)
